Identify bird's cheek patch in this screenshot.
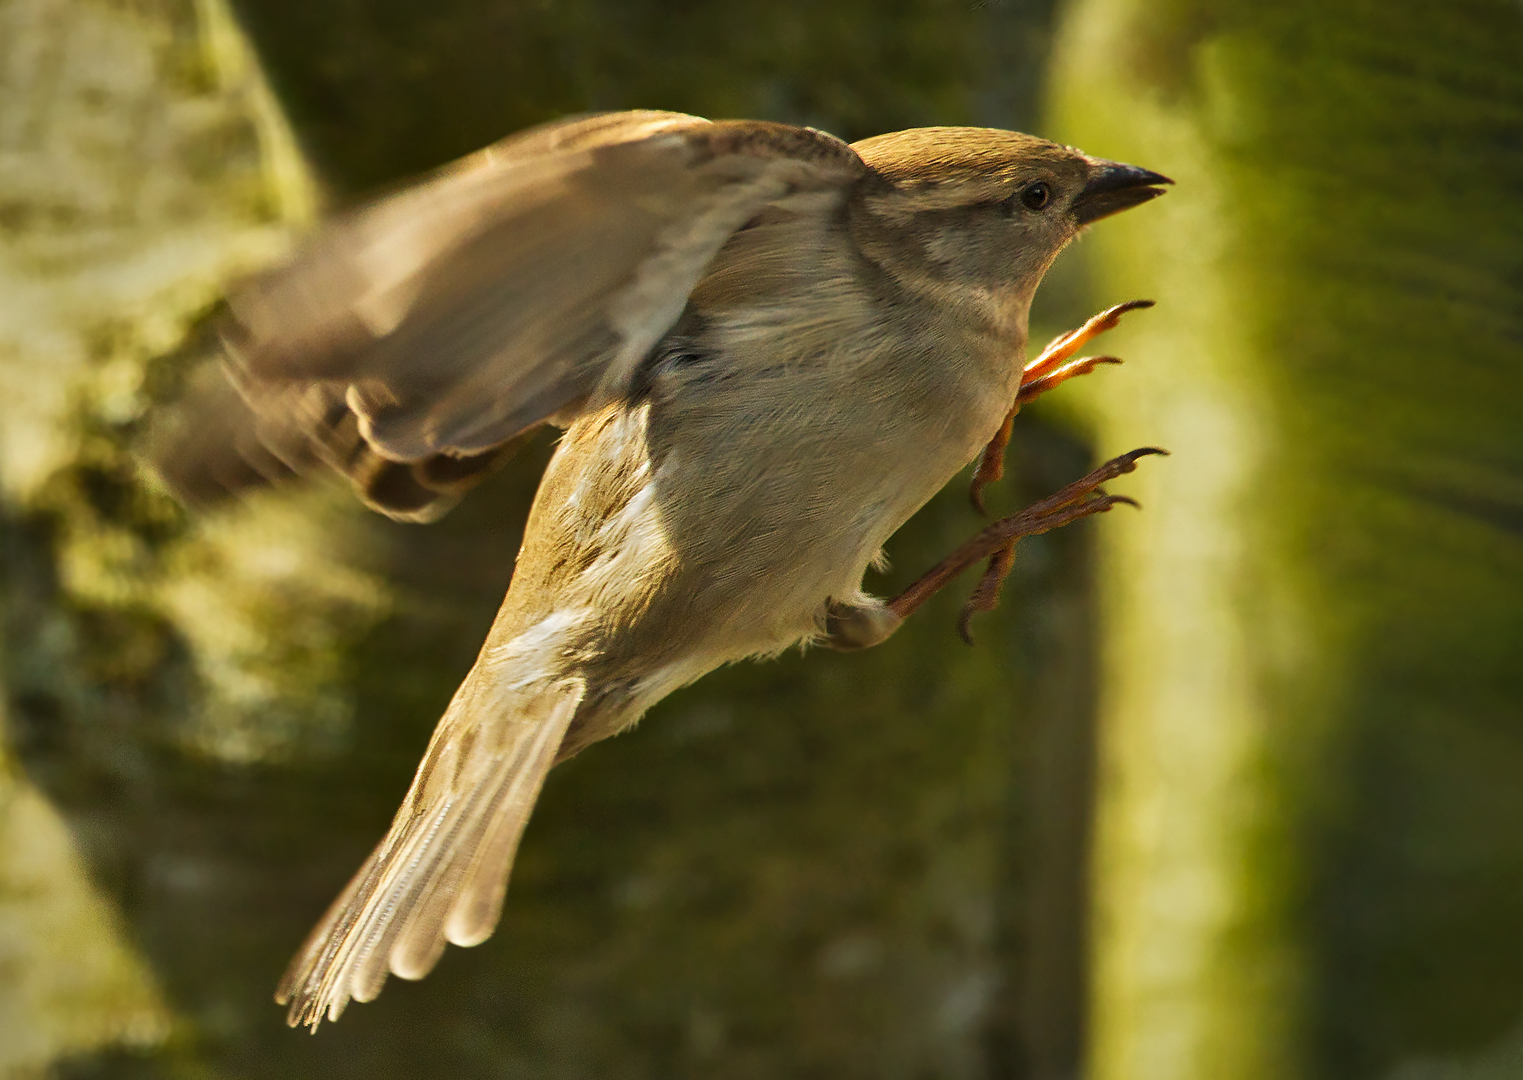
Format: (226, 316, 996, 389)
(925, 227, 972, 267)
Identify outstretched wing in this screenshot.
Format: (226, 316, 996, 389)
(155, 110, 867, 520)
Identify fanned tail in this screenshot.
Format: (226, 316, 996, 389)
(276, 675, 585, 1029)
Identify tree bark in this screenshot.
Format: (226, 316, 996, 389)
(1050, 2, 1523, 1077)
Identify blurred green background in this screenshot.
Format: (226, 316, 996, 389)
(0, 1, 1519, 1078)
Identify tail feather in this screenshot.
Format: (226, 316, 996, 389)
(276, 676, 584, 1028)
(445, 708, 575, 947)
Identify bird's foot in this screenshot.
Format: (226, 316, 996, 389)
(970, 299, 1153, 513)
(898, 446, 1167, 643)
(821, 599, 904, 651)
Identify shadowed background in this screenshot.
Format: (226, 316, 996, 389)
(0, 1, 1519, 1078)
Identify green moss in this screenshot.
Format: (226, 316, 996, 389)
(0, 0, 1154, 1076)
(227, 0, 1049, 191)
(1052, 1, 1523, 1077)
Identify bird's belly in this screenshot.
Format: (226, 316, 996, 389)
(638, 349, 1015, 653)
(494, 343, 1015, 752)
(506, 325, 1019, 675)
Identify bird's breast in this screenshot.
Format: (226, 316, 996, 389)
(503, 238, 1029, 668)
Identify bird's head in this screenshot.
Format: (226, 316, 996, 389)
(849, 127, 1170, 319)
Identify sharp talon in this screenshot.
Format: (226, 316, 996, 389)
(970, 483, 988, 516)
(958, 542, 1017, 645)
(1101, 446, 1170, 477)
(1076, 493, 1138, 514)
(1077, 299, 1156, 336)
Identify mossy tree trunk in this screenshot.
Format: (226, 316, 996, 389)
(1049, 3, 1523, 1078)
(1, 2, 1122, 1078)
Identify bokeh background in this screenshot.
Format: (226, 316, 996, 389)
(0, 1, 1520, 1077)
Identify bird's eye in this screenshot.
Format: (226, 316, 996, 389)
(1021, 182, 1051, 211)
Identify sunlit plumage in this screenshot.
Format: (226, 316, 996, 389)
(153, 109, 1169, 1028)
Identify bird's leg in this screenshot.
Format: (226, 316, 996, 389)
(893, 446, 1166, 644)
(970, 299, 1154, 514)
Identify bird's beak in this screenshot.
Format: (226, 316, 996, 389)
(1073, 158, 1173, 225)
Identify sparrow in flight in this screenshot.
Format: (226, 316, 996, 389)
(153, 110, 1169, 1028)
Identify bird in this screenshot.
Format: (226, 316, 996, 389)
(151, 109, 1170, 1029)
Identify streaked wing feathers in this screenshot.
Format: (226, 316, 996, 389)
(149, 362, 525, 522)
(192, 111, 865, 507)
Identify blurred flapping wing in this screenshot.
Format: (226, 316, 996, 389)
(156, 110, 867, 520)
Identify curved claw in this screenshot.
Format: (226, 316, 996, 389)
(1024, 299, 1156, 381)
(1064, 299, 1154, 342)
(1112, 446, 1169, 471)
(957, 606, 979, 646)
(1104, 298, 1155, 318)
(1016, 355, 1124, 405)
(970, 475, 992, 516)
